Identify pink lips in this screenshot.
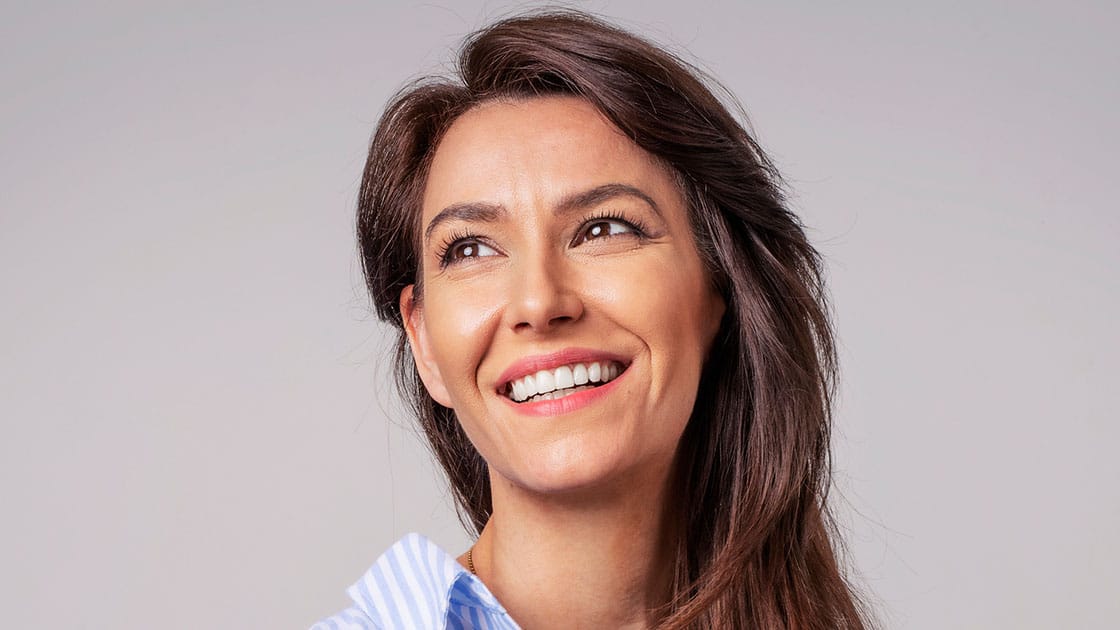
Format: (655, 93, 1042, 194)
(494, 347, 631, 417)
(495, 347, 630, 392)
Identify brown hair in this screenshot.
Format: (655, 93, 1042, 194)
(358, 9, 873, 629)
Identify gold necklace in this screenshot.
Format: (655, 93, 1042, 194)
(467, 546, 477, 575)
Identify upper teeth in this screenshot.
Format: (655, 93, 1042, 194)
(507, 361, 623, 402)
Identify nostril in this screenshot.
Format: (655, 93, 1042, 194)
(514, 314, 576, 332)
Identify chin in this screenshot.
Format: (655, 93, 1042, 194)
(500, 440, 670, 500)
(520, 460, 617, 497)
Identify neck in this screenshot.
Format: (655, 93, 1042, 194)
(467, 463, 679, 630)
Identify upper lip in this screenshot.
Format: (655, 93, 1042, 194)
(494, 347, 631, 391)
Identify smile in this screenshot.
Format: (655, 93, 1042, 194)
(503, 361, 626, 403)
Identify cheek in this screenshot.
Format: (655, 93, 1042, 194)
(423, 280, 503, 397)
(609, 257, 716, 351)
(590, 254, 717, 406)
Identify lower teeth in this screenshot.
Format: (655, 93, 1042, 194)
(523, 384, 599, 403)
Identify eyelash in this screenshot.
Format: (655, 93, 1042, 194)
(435, 212, 649, 268)
(573, 212, 649, 245)
(436, 228, 486, 268)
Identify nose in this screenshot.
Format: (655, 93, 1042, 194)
(505, 251, 584, 333)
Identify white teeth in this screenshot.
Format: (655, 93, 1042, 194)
(534, 369, 555, 393)
(555, 365, 574, 389)
(505, 360, 625, 402)
(572, 363, 588, 385)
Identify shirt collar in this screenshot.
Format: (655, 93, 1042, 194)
(347, 533, 509, 626)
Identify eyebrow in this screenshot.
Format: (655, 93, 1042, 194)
(423, 183, 661, 244)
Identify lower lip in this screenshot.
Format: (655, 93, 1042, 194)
(500, 370, 626, 417)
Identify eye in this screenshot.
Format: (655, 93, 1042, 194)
(440, 237, 498, 266)
(575, 217, 640, 244)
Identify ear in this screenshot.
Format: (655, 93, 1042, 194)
(400, 285, 453, 407)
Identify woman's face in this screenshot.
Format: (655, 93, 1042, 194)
(401, 96, 724, 496)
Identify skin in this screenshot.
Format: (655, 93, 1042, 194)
(400, 96, 725, 629)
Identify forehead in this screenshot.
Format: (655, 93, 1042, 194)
(421, 96, 675, 220)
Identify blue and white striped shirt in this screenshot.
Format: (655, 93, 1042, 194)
(311, 533, 521, 629)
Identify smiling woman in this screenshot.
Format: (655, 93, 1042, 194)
(314, 9, 874, 630)
(405, 97, 724, 502)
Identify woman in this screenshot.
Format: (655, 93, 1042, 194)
(316, 10, 873, 629)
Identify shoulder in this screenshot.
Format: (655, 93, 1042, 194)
(310, 604, 380, 630)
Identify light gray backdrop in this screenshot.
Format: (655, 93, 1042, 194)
(2, 1, 1116, 628)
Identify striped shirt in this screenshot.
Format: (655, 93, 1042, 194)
(311, 533, 521, 629)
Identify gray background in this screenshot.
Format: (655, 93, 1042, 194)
(2, 1, 1116, 628)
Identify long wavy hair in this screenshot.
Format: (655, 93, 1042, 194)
(357, 10, 872, 629)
